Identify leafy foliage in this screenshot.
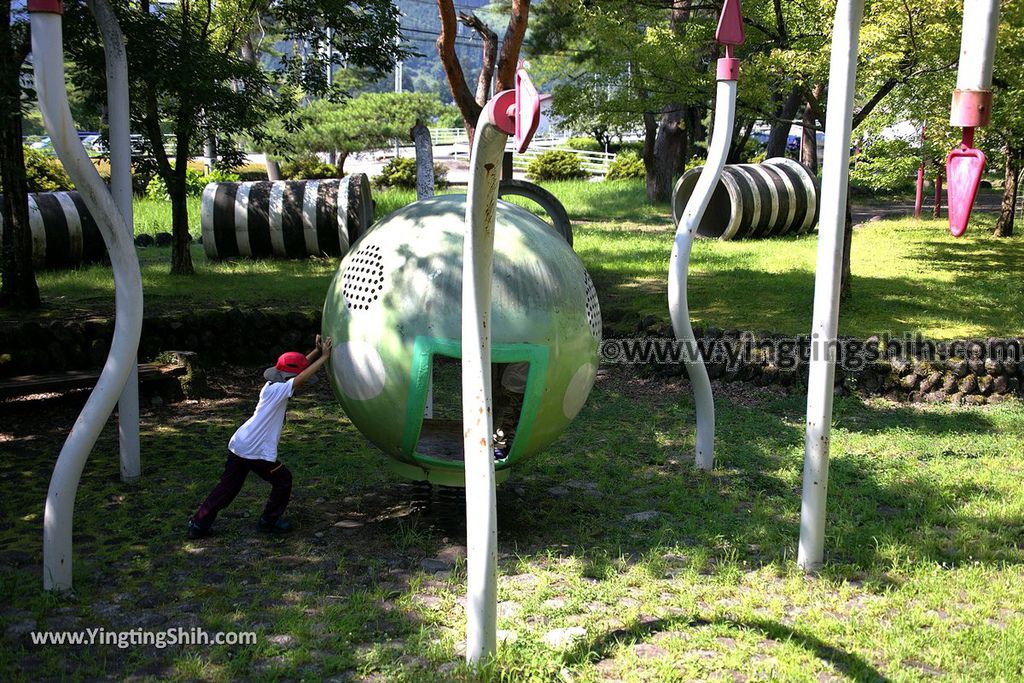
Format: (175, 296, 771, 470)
(849, 139, 921, 193)
(435, 105, 465, 129)
(605, 151, 645, 181)
(527, 150, 588, 181)
(564, 136, 603, 152)
(145, 168, 239, 200)
(261, 93, 443, 173)
(280, 156, 339, 180)
(372, 156, 449, 189)
(16, 147, 74, 193)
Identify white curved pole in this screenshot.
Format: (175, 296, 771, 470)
(88, 0, 140, 484)
(668, 79, 736, 471)
(461, 101, 510, 665)
(798, 0, 865, 573)
(31, 6, 144, 591)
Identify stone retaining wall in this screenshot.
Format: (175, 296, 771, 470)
(0, 308, 322, 378)
(643, 327, 1023, 405)
(2, 313, 1022, 406)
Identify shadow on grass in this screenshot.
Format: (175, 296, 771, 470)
(561, 613, 889, 682)
(491, 382, 1021, 572)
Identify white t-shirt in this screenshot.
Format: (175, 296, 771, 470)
(228, 379, 294, 462)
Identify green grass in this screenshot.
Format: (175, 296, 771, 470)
(132, 196, 202, 238)
(1, 369, 1022, 680)
(6, 182, 1022, 341)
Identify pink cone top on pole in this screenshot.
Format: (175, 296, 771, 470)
(945, 142, 985, 237)
(513, 68, 543, 154)
(715, 0, 744, 81)
(491, 67, 545, 154)
(716, 0, 745, 46)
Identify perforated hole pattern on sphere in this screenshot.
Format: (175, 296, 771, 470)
(342, 244, 385, 311)
(583, 270, 602, 340)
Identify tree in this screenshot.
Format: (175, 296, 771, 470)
(988, 0, 1024, 237)
(66, 0, 404, 275)
(528, 0, 716, 202)
(0, 0, 40, 309)
(436, 0, 531, 142)
(261, 92, 442, 174)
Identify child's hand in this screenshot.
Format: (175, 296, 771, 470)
(315, 334, 323, 351)
(322, 338, 333, 355)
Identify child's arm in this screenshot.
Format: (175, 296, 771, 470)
(293, 338, 332, 394)
(305, 335, 323, 362)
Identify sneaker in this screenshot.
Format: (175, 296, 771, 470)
(187, 519, 210, 539)
(257, 517, 294, 534)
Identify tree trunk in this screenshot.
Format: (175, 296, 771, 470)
(766, 86, 803, 159)
(994, 144, 1021, 237)
(728, 119, 753, 164)
(437, 0, 484, 142)
(0, 106, 40, 309)
(0, 6, 39, 309)
(266, 159, 282, 180)
(169, 158, 194, 275)
(411, 120, 434, 200)
(647, 104, 687, 203)
(335, 152, 349, 177)
(641, 109, 658, 200)
(840, 196, 853, 301)
(494, 0, 531, 92)
(800, 85, 822, 172)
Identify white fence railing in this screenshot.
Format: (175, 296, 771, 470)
(431, 127, 568, 148)
(508, 146, 616, 177)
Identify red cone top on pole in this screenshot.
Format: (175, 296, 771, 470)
(945, 140, 985, 237)
(716, 0, 745, 46)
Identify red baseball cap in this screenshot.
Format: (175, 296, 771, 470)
(264, 351, 315, 384)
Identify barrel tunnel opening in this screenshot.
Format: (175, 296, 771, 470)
(674, 172, 733, 239)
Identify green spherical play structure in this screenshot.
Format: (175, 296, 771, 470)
(321, 194, 601, 486)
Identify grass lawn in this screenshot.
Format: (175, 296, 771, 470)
(1, 368, 1022, 680)
(5, 181, 1021, 341)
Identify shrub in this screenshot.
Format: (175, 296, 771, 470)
(22, 146, 74, 192)
(233, 163, 271, 181)
(145, 167, 240, 200)
(564, 136, 602, 152)
(527, 150, 588, 182)
(849, 138, 919, 193)
(373, 156, 449, 189)
(280, 156, 338, 180)
(612, 141, 644, 156)
(605, 151, 645, 181)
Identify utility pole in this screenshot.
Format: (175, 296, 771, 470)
(394, 34, 403, 158)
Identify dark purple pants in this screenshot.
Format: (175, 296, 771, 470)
(191, 453, 292, 530)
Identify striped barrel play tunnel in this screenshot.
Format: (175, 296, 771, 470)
(0, 192, 106, 269)
(672, 158, 820, 240)
(200, 175, 373, 260)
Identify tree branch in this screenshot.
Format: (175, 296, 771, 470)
(458, 12, 497, 106)
(496, 0, 531, 91)
(436, 0, 481, 133)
